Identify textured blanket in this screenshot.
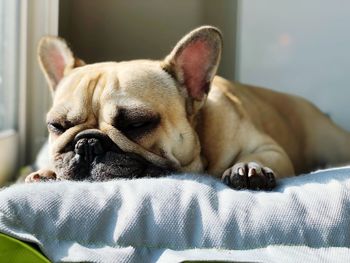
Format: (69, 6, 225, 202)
(1, 167, 350, 262)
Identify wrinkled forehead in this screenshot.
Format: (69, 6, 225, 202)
(102, 61, 178, 106)
(49, 61, 179, 120)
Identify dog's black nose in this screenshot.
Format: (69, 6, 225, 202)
(74, 137, 104, 162)
(73, 130, 120, 162)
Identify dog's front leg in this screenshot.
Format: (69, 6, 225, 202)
(222, 142, 294, 191)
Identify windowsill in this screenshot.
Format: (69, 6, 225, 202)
(0, 129, 16, 139)
(0, 130, 18, 186)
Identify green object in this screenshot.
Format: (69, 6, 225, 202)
(0, 233, 50, 263)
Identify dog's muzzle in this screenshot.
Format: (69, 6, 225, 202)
(73, 130, 120, 163)
(54, 130, 172, 181)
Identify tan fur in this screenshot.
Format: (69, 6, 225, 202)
(200, 77, 350, 177)
(26, 26, 350, 189)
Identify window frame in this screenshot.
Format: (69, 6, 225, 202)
(0, 0, 58, 185)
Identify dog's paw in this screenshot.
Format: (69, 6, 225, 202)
(221, 162, 276, 190)
(25, 169, 57, 183)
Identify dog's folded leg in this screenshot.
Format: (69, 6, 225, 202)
(25, 169, 57, 183)
(222, 143, 294, 191)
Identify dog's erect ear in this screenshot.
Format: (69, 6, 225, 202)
(37, 36, 85, 92)
(163, 26, 222, 101)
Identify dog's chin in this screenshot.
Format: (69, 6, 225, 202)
(53, 150, 172, 181)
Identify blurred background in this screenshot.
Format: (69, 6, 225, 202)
(1, 0, 350, 184)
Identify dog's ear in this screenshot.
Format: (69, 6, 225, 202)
(37, 36, 85, 92)
(163, 26, 222, 102)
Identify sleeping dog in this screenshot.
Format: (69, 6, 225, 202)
(25, 26, 350, 190)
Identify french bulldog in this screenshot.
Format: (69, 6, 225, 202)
(25, 26, 350, 190)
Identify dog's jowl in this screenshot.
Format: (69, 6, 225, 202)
(26, 26, 350, 190)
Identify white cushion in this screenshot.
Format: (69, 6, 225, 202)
(1, 167, 350, 262)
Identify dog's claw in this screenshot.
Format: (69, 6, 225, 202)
(222, 162, 276, 191)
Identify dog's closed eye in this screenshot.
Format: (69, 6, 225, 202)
(47, 121, 73, 135)
(115, 108, 160, 140)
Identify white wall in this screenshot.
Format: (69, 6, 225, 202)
(237, 0, 350, 131)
